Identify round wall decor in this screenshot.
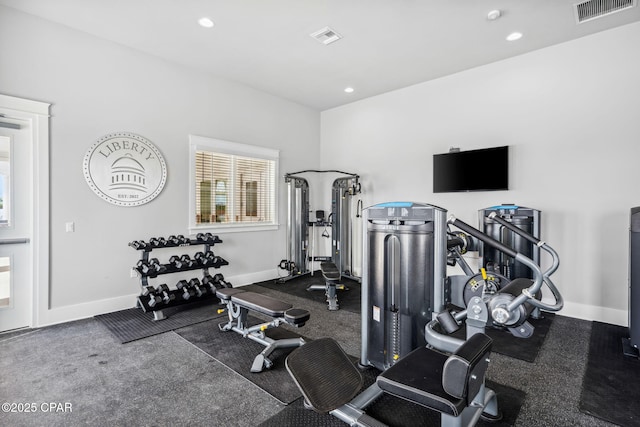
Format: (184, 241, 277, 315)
(83, 132, 167, 206)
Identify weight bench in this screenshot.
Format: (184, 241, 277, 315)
(286, 333, 499, 427)
(307, 261, 346, 310)
(216, 287, 310, 373)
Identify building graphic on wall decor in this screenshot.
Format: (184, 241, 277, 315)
(109, 154, 146, 191)
(83, 132, 167, 207)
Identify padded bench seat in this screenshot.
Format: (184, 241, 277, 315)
(216, 288, 310, 325)
(320, 262, 340, 281)
(216, 287, 246, 301)
(231, 291, 293, 317)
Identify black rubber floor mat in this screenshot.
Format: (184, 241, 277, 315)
(579, 321, 640, 427)
(95, 301, 225, 343)
(260, 363, 524, 427)
(252, 273, 361, 313)
(452, 312, 555, 363)
(175, 315, 305, 404)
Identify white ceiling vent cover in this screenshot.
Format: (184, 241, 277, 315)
(575, 0, 637, 23)
(310, 27, 342, 45)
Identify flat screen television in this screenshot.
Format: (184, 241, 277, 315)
(433, 146, 509, 193)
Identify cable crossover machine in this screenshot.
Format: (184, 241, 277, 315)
(277, 170, 362, 310)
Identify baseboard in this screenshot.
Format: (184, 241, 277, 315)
(36, 293, 138, 328)
(228, 269, 278, 287)
(560, 301, 628, 327)
(35, 269, 278, 328)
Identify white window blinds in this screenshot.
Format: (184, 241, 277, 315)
(190, 135, 278, 232)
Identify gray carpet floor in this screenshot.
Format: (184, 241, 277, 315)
(0, 283, 617, 427)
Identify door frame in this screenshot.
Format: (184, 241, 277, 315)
(0, 93, 50, 329)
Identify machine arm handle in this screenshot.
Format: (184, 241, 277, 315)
(448, 216, 518, 259)
(448, 215, 545, 312)
(488, 211, 560, 278)
(487, 212, 540, 245)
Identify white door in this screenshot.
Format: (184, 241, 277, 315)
(0, 119, 33, 332)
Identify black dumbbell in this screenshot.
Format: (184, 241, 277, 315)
(148, 258, 166, 274)
(136, 259, 153, 275)
(176, 235, 190, 245)
(157, 284, 175, 304)
(195, 232, 211, 243)
(169, 255, 184, 269)
(149, 237, 167, 247)
(145, 286, 163, 308)
(176, 280, 196, 300)
(188, 278, 206, 297)
(202, 274, 217, 292)
(209, 255, 228, 269)
(212, 273, 232, 288)
(194, 252, 207, 266)
(180, 254, 197, 268)
(129, 240, 149, 250)
(141, 285, 155, 297)
(167, 235, 179, 245)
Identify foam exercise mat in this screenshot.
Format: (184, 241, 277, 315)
(452, 312, 555, 363)
(260, 363, 524, 427)
(175, 316, 305, 404)
(579, 321, 640, 427)
(251, 273, 361, 313)
(95, 301, 225, 343)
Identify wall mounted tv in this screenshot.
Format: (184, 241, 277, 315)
(433, 146, 509, 193)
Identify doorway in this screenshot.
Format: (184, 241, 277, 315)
(0, 94, 50, 332)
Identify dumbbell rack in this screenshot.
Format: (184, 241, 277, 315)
(130, 235, 230, 321)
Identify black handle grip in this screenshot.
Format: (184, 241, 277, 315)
(488, 212, 540, 245)
(450, 217, 518, 258)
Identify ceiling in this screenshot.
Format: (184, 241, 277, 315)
(2, 0, 639, 111)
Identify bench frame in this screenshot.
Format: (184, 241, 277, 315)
(216, 288, 309, 373)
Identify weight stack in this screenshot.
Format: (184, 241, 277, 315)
(479, 204, 540, 280)
(629, 207, 640, 351)
(360, 202, 447, 371)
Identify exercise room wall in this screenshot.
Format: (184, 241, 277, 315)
(320, 21, 640, 325)
(0, 6, 320, 324)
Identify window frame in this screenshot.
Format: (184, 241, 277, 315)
(188, 134, 279, 234)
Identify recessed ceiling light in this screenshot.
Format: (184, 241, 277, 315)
(198, 17, 214, 28)
(487, 10, 502, 20)
(506, 32, 523, 41)
(344, 87, 354, 93)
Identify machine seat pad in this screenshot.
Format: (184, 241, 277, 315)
(377, 333, 492, 417)
(231, 291, 293, 317)
(320, 262, 341, 281)
(377, 346, 462, 416)
(285, 308, 310, 325)
(216, 287, 246, 301)
(286, 337, 363, 413)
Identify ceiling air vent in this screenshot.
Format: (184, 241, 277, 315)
(575, 0, 637, 23)
(310, 26, 342, 45)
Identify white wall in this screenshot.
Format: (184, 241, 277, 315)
(0, 6, 320, 324)
(321, 22, 640, 325)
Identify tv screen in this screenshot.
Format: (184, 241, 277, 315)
(433, 146, 509, 193)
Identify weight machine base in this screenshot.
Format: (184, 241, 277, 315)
(622, 337, 639, 358)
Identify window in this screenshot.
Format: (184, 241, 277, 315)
(189, 135, 279, 233)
